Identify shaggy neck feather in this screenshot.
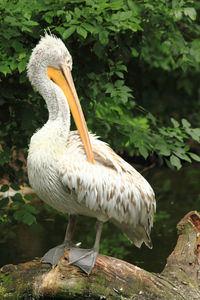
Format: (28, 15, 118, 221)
(31, 64, 71, 137)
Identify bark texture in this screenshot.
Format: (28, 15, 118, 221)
(1, 211, 200, 299)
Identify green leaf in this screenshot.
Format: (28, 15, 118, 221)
(173, 9, 182, 21)
(63, 26, 76, 39)
(65, 12, 72, 22)
(138, 146, 148, 159)
(147, 113, 157, 126)
(22, 20, 39, 26)
(13, 210, 24, 221)
(93, 40, 105, 57)
(0, 197, 9, 208)
(11, 193, 23, 202)
(57, 10, 65, 17)
(82, 23, 95, 34)
(22, 212, 36, 225)
(173, 151, 191, 162)
(184, 7, 197, 20)
(24, 195, 34, 202)
(170, 117, 179, 128)
(181, 118, 191, 128)
(127, 0, 140, 15)
(170, 155, 182, 170)
(43, 11, 54, 23)
(25, 204, 39, 214)
(131, 48, 139, 57)
(0, 65, 11, 76)
(110, 0, 124, 10)
(119, 11, 132, 20)
(157, 144, 171, 156)
(115, 71, 124, 78)
(18, 60, 27, 73)
(188, 152, 200, 162)
(21, 26, 32, 33)
(77, 26, 87, 39)
(55, 26, 65, 36)
(10, 183, 20, 191)
(165, 158, 174, 169)
(13, 210, 36, 225)
(4, 16, 18, 25)
(188, 129, 200, 142)
(18, 53, 26, 60)
(0, 185, 9, 192)
(99, 30, 109, 45)
(12, 41, 24, 52)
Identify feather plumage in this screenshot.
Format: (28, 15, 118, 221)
(27, 34, 156, 264)
(59, 131, 155, 247)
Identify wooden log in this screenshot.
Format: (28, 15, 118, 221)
(1, 211, 200, 299)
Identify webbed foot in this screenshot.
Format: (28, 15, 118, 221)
(41, 243, 68, 266)
(42, 214, 77, 267)
(69, 247, 98, 274)
(41, 218, 103, 275)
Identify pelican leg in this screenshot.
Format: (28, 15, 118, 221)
(41, 214, 77, 266)
(69, 220, 103, 274)
(64, 214, 77, 245)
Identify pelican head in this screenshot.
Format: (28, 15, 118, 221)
(27, 33, 94, 164)
(27, 34, 72, 84)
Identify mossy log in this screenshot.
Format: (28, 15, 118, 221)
(1, 211, 200, 299)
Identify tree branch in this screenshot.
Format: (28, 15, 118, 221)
(1, 211, 200, 299)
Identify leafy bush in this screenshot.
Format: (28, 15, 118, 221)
(0, 0, 200, 192)
(0, 184, 39, 240)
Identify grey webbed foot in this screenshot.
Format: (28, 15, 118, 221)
(41, 218, 103, 275)
(69, 247, 98, 274)
(41, 243, 68, 266)
(42, 215, 77, 267)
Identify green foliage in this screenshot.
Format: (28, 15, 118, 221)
(0, 0, 199, 212)
(0, 184, 40, 232)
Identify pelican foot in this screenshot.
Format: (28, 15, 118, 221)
(69, 247, 98, 274)
(42, 243, 70, 266)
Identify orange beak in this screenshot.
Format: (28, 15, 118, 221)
(47, 65, 94, 164)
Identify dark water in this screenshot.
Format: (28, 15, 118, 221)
(0, 164, 199, 273)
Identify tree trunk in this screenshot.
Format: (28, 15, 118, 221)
(0, 211, 200, 299)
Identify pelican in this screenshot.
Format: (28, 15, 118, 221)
(27, 33, 156, 274)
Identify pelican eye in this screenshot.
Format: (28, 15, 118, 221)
(60, 67, 65, 77)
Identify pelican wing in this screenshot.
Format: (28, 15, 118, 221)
(59, 131, 156, 248)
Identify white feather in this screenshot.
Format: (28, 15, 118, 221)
(27, 34, 156, 249)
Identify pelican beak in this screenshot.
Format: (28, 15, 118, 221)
(47, 65, 94, 164)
